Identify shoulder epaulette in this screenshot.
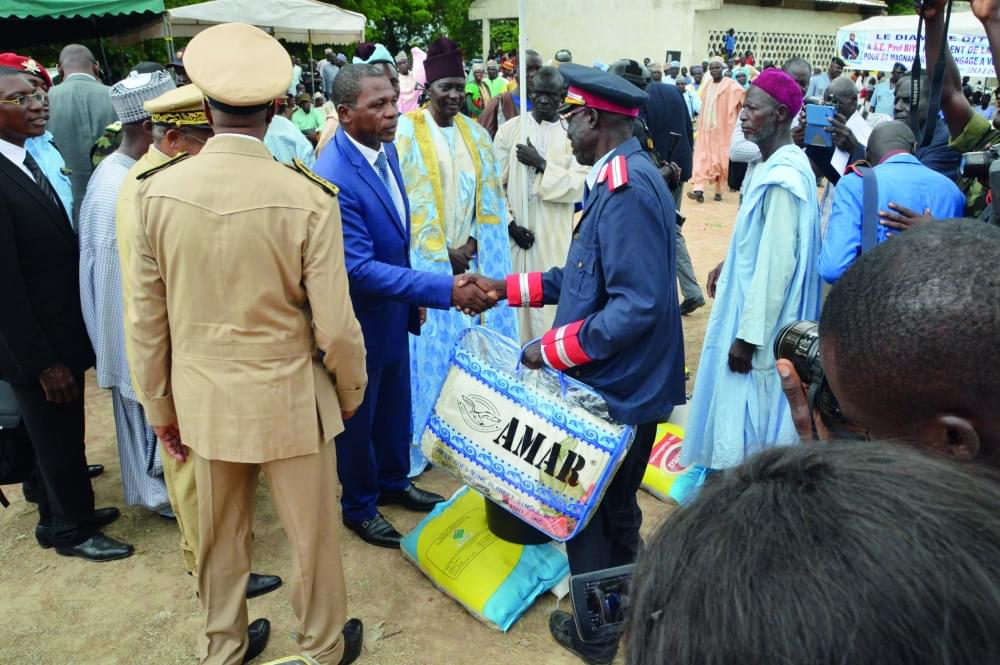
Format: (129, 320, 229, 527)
(286, 158, 339, 196)
(596, 155, 630, 192)
(136, 152, 190, 181)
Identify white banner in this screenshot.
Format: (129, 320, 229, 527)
(837, 22, 994, 77)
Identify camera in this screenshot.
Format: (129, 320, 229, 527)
(959, 144, 1000, 179)
(570, 564, 634, 642)
(773, 321, 861, 438)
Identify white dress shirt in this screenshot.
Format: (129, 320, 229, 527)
(0, 137, 35, 181)
(344, 130, 406, 225)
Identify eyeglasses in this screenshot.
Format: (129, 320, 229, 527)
(0, 92, 47, 107)
(178, 129, 209, 146)
(559, 106, 588, 131)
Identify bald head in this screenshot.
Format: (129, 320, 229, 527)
(59, 44, 98, 76)
(826, 76, 858, 117)
(866, 121, 916, 164)
(532, 66, 564, 90)
(782, 57, 812, 96)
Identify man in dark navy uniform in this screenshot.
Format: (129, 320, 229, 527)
(473, 63, 686, 665)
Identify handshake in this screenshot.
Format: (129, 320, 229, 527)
(451, 273, 506, 315)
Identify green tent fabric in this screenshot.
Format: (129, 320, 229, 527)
(2, 1, 164, 19)
(0, 1, 166, 49)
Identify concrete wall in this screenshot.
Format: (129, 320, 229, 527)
(469, 0, 868, 69)
(693, 4, 866, 68)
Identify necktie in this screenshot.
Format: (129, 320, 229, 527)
(23, 151, 62, 212)
(374, 151, 394, 198)
(374, 152, 401, 224)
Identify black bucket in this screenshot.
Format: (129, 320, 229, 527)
(484, 497, 551, 545)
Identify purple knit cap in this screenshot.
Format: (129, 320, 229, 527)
(751, 68, 803, 116)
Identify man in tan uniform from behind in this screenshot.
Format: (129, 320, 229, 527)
(125, 22, 367, 665)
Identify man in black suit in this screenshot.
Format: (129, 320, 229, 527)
(0, 67, 132, 561)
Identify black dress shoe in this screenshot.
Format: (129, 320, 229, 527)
(242, 618, 270, 664)
(338, 618, 364, 665)
(36, 507, 122, 549)
(87, 464, 105, 478)
(246, 572, 283, 599)
(679, 297, 706, 316)
(549, 610, 616, 665)
(343, 513, 402, 548)
(55, 532, 134, 562)
(686, 190, 704, 203)
(377, 484, 445, 512)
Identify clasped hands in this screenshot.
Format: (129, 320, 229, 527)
(452, 273, 504, 316)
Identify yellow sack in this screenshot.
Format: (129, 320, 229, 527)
(401, 486, 569, 631)
(641, 407, 689, 501)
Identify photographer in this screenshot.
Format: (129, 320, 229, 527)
(779, 220, 999, 468)
(916, 0, 1000, 219)
(626, 441, 1000, 665)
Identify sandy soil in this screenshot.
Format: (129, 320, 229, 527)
(0, 193, 738, 665)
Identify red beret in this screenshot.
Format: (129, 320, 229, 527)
(0, 52, 53, 89)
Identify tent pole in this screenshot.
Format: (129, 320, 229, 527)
(309, 30, 316, 96)
(97, 34, 111, 82)
(518, 0, 529, 231)
(163, 13, 176, 63)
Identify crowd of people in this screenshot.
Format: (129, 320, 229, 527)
(2, 0, 1000, 663)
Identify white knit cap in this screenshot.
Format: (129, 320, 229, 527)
(110, 70, 176, 124)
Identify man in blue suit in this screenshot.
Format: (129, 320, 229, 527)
(313, 64, 497, 548)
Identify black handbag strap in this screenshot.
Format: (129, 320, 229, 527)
(911, 0, 953, 148)
(854, 164, 879, 253)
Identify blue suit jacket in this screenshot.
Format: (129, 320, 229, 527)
(313, 128, 452, 366)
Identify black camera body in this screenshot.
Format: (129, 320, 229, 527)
(570, 564, 634, 642)
(959, 144, 1000, 180)
(959, 146, 1000, 224)
(773, 321, 860, 438)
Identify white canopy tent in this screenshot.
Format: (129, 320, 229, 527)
(168, 0, 365, 43)
(836, 12, 993, 77)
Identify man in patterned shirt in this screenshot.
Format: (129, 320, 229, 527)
(78, 69, 175, 513)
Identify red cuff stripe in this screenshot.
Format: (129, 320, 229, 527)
(540, 320, 591, 371)
(541, 339, 563, 369)
(506, 274, 524, 307)
(527, 272, 543, 307)
(507, 272, 544, 308)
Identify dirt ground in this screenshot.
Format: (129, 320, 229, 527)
(0, 194, 738, 665)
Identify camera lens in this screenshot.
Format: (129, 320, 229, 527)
(773, 320, 820, 381)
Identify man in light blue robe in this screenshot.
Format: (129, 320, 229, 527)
(264, 111, 316, 167)
(395, 37, 518, 475)
(682, 70, 822, 476)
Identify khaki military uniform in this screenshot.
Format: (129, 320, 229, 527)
(126, 133, 366, 665)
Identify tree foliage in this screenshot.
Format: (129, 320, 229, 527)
(26, 0, 518, 78)
(885, 0, 916, 15)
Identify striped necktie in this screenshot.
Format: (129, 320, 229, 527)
(22, 151, 61, 212)
(374, 151, 394, 198)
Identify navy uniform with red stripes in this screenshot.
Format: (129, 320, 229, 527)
(501, 64, 686, 662)
(508, 139, 686, 570)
